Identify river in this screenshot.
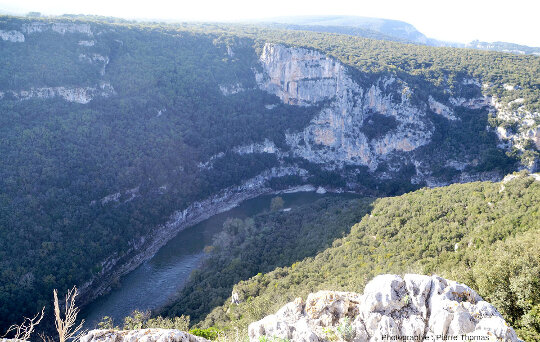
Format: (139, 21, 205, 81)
(80, 190, 358, 328)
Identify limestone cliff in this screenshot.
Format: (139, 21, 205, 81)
(0, 29, 24, 42)
(0, 20, 112, 104)
(449, 86, 539, 170)
(246, 43, 538, 178)
(6, 82, 115, 104)
(249, 274, 521, 342)
(490, 93, 540, 169)
(22, 22, 93, 36)
(255, 43, 433, 171)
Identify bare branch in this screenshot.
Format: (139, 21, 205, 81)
(39, 332, 55, 342)
(54, 286, 86, 342)
(3, 307, 45, 340)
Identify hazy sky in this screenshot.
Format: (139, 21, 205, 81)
(1, 0, 539, 46)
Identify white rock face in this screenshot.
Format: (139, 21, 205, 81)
(429, 96, 457, 120)
(57, 87, 95, 104)
(21, 22, 47, 34)
(79, 53, 109, 75)
(197, 152, 225, 170)
(219, 83, 245, 95)
(234, 139, 280, 155)
(489, 95, 540, 169)
(5, 82, 114, 104)
(315, 186, 327, 194)
(199, 139, 285, 170)
(22, 22, 93, 36)
(80, 329, 209, 342)
(449, 95, 491, 110)
(79, 40, 96, 46)
(256, 43, 433, 170)
(100, 192, 121, 205)
(0, 30, 25, 42)
(248, 274, 522, 342)
(52, 23, 92, 35)
(254, 43, 539, 171)
(256, 44, 344, 106)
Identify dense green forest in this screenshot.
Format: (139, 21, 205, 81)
(0, 15, 321, 329)
(0, 14, 539, 334)
(163, 173, 538, 341)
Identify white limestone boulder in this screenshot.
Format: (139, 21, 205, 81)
(248, 274, 522, 342)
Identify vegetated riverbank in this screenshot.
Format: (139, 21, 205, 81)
(81, 188, 359, 328)
(77, 167, 353, 317)
(75, 169, 511, 324)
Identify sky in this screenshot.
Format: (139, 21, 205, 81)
(1, 0, 539, 47)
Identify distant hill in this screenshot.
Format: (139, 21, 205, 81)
(260, 22, 409, 43)
(257, 15, 540, 56)
(467, 39, 540, 56)
(259, 15, 432, 45)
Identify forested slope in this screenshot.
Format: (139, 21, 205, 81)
(191, 173, 539, 340)
(0, 16, 319, 329)
(160, 196, 373, 323)
(1, 14, 539, 332)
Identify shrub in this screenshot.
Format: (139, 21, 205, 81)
(190, 327, 221, 340)
(336, 317, 355, 341)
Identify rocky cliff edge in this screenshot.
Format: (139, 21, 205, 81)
(80, 329, 209, 342)
(248, 274, 521, 341)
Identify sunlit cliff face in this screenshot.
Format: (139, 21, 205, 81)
(256, 43, 433, 171)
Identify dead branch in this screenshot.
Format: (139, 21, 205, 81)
(3, 307, 45, 340)
(53, 286, 86, 342)
(38, 332, 55, 342)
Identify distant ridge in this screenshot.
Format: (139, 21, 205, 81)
(467, 39, 540, 56)
(258, 15, 432, 44)
(256, 15, 540, 55)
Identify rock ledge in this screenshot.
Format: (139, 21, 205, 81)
(80, 328, 209, 342)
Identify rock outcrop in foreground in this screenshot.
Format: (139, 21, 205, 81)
(80, 329, 209, 342)
(249, 274, 521, 341)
